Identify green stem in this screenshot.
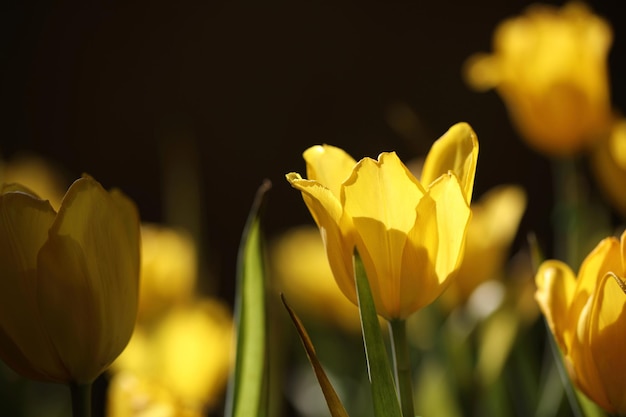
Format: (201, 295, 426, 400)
(70, 382, 92, 417)
(551, 157, 582, 268)
(389, 319, 415, 417)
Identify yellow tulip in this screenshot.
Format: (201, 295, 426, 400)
(0, 175, 140, 384)
(592, 117, 626, 217)
(535, 230, 626, 414)
(464, 2, 612, 156)
(111, 299, 233, 411)
(138, 224, 197, 321)
(286, 122, 478, 319)
(107, 371, 204, 417)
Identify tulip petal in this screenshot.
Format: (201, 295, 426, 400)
(37, 176, 140, 383)
(589, 272, 626, 414)
(286, 173, 356, 306)
(343, 152, 424, 232)
(0, 190, 66, 381)
(420, 123, 478, 203)
(303, 145, 357, 200)
(534, 260, 577, 350)
(427, 173, 471, 282)
(572, 237, 621, 333)
(398, 194, 439, 317)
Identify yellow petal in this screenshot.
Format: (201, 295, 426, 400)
(588, 272, 626, 414)
(0, 189, 66, 381)
(398, 194, 439, 317)
(286, 173, 355, 306)
(343, 152, 424, 232)
(573, 237, 621, 329)
(420, 123, 479, 203)
(37, 176, 140, 383)
(303, 145, 357, 200)
(534, 260, 577, 351)
(427, 173, 471, 282)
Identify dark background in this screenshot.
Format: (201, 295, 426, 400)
(2, 0, 625, 304)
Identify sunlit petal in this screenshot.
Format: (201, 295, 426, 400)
(303, 145, 357, 200)
(421, 123, 478, 203)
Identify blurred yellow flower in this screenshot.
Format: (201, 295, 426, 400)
(111, 299, 233, 412)
(107, 371, 204, 417)
(535, 230, 626, 415)
(464, 2, 612, 156)
(287, 122, 478, 319)
(0, 175, 140, 383)
(591, 117, 626, 217)
(270, 225, 363, 332)
(138, 224, 197, 321)
(439, 185, 527, 310)
(0, 153, 67, 210)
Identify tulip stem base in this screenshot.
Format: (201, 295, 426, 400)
(70, 382, 92, 417)
(389, 319, 415, 417)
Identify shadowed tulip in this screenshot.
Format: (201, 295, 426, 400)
(0, 175, 140, 384)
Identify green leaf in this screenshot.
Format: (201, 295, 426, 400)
(354, 250, 403, 417)
(225, 180, 271, 417)
(281, 294, 351, 417)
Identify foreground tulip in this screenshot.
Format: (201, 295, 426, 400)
(535, 230, 626, 414)
(0, 175, 140, 384)
(286, 122, 478, 319)
(464, 2, 612, 156)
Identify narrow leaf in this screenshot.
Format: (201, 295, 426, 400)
(354, 250, 403, 417)
(225, 180, 271, 417)
(281, 294, 350, 417)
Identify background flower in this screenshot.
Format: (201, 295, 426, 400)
(464, 1, 613, 156)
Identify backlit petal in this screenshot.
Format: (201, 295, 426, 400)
(342, 152, 423, 232)
(398, 194, 440, 317)
(420, 123, 479, 203)
(303, 145, 357, 200)
(534, 260, 576, 351)
(286, 173, 355, 306)
(427, 173, 471, 281)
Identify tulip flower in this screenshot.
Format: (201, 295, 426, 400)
(535, 230, 626, 415)
(464, 2, 612, 156)
(0, 175, 140, 384)
(110, 299, 233, 412)
(286, 122, 478, 320)
(592, 117, 626, 218)
(138, 224, 197, 322)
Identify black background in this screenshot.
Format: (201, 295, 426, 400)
(2, 0, 625, 304)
